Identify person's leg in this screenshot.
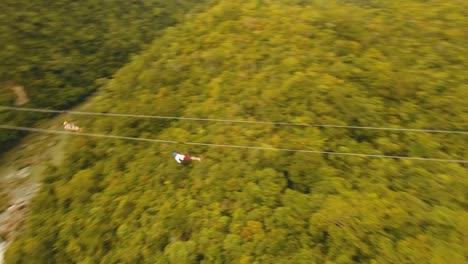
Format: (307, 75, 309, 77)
(190, 156, 202, 162)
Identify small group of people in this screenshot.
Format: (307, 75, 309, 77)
(63, 121, 80, 131)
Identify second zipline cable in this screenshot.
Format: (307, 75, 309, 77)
(1, 106, 467, 135)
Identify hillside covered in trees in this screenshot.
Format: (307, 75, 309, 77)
(0, 0, 209, 151)
(5, 0, 468, 263)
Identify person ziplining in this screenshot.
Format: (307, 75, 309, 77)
(173, 152, 202, 163)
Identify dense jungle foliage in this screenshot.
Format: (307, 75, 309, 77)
(5, 0, 468, 263)
(0, 0, 209, 151)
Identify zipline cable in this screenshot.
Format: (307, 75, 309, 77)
(1, 124, 467, 164)
(1, 105, 467, 135)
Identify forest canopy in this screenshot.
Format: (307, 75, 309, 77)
(5, 0, 468, 263)
(0, 0, 209, 151)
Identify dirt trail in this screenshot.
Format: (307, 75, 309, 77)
(11, 86, 29, 106)
(4, 81, 29, 106)
(0, 100, 95, 262)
